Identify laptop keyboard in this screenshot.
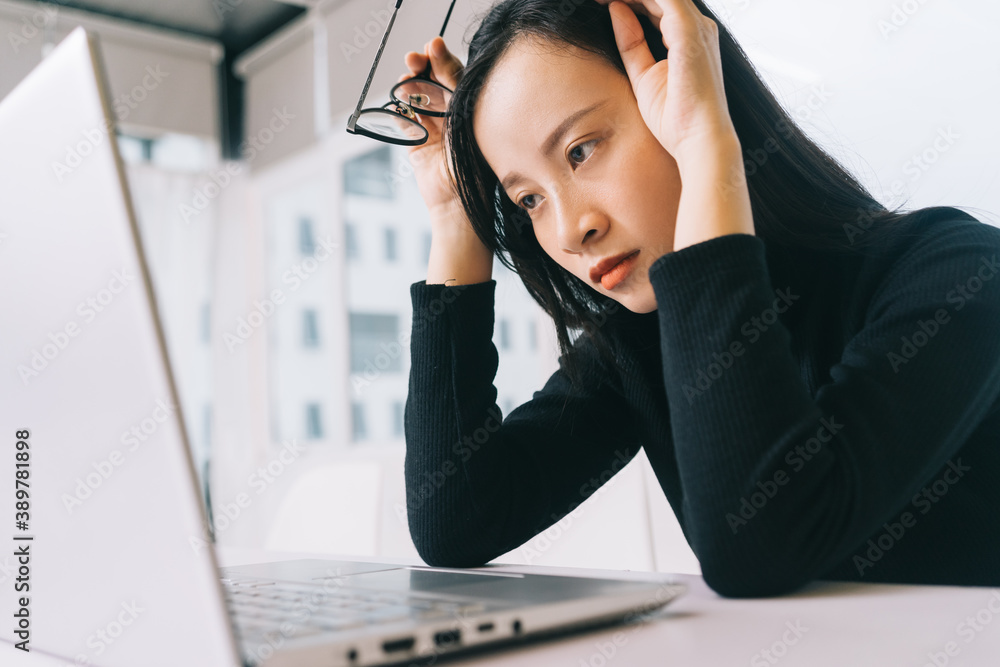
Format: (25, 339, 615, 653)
(222, 576, 485, 643)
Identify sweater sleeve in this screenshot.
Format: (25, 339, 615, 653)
(647, 225, 1000, 598)
(404, 279, 643, 567)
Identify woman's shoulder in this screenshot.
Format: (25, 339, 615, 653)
(871, 205, 1000, 257)
(852, 205, 1000, 323)
(862, 206, 1000, 281)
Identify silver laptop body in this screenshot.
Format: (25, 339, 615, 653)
(0, 27, 685, 667)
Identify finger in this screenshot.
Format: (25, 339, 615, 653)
(427, 37, 464, 89)
(404, 50, 428, 73)
(647, 0, 708, 45)
(607, 1, 658, 86)
(594, 0, 656, 23)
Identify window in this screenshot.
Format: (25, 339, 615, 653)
(264, 177, 339, 446)
(345, 223, 359, 260)
(306, 403, 324, 439)
(392, 400, 404, 438)
(384, 227, 397, 262)
(137, 138, 154, 161)
(344, 146, 393, 199)
(116, 134, 156, 164)
(302, 309, 320, 348)
(499, 318, 511, 350)
(352, 402, 367, 441)
(299, 216, 316, 255)
(349, 313, 401, 373)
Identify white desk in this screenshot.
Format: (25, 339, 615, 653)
(218, 547, 1000, 667)
(4, 547, 997, 666)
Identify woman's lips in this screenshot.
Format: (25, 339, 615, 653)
(600, 250, 639, 290)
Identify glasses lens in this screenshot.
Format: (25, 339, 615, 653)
(391, 78, 452, 114)
(356, 108, 428, 143)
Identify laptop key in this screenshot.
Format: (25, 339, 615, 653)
(223, 575, 497, 637)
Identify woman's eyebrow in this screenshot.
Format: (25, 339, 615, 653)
(500, 98, 610, 192)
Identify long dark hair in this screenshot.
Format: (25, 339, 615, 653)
(445, 0, 916, 389)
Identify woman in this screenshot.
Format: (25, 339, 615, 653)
(397, 0, 1000, 597)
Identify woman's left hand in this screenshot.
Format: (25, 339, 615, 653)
(595, 0, 754, 252)
(594, 0, 739, 167)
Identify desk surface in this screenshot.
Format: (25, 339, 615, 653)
(4, 547, 996, 666)
(217, 547, 1000, 667)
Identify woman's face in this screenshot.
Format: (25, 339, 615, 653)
(473, 35, 682, 314)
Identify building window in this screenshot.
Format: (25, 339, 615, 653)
(116, 135, 149, 164)
(349, 313, 401, 373)
(392, 400, 404, 438)
(499, 318, 511, 350)
(302, 309, 320, 348)
(306, 403, 324, 439)
(423, 231, 432, 265)
(344, 145, 393, 199)
(299, 216, 316, 255)
(345, 223, 359, 260)
(528, 318, 537, 350)
(384, 227, 397, 262)
(352, 402, 367, 441)
(200, 301, 211, 344)
(139, 137, 154, 161)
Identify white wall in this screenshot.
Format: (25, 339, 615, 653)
(712, 0, 1000, 221)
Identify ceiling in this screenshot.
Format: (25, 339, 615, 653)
(22, 0, 314, 156)
(48, 0, 308, 56)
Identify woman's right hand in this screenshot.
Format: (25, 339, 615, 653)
(399, 37, 466, 218)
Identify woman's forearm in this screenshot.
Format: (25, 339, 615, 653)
(425, 203, 494, 286)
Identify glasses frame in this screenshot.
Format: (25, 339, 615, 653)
(345, 0, 458, 146)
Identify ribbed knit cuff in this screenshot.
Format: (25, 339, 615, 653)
(648, 233, 767, 296)
(645, 232, 785, 414)
(409, 279, 497, 345)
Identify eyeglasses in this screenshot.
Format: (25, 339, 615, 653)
(345, 0, 458, 146)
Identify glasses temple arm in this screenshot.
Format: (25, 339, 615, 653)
(439, 0, 457, 38)
(414, 0, 457, 82)
(348, 0, 404, 130)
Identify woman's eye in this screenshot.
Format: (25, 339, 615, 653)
(569, 138, 598, 165)
(518, 194, 538, 211)
(517, 139, 599, 212)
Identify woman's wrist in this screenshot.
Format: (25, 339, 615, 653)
(429, 201, 476, 237)
(426, 204, 494, 286)
(671, 134, 755, 252)
(674, 130, 742, 181)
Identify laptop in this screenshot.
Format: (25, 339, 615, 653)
(0, 26, 686, 667)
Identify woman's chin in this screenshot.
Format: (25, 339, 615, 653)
(617, 287, 658, 314)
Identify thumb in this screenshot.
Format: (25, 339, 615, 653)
(607, 1, 657, 89)
(428, 37, 463, 89)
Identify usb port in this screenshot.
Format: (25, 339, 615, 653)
(382, 637, 415, 653)
(477, 622, 495, 633)
(433, 629, 461, 647)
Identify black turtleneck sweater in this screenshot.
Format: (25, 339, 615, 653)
(403, 206, 1000, 598)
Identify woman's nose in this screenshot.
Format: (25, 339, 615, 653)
(557, 208, 607, 254)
